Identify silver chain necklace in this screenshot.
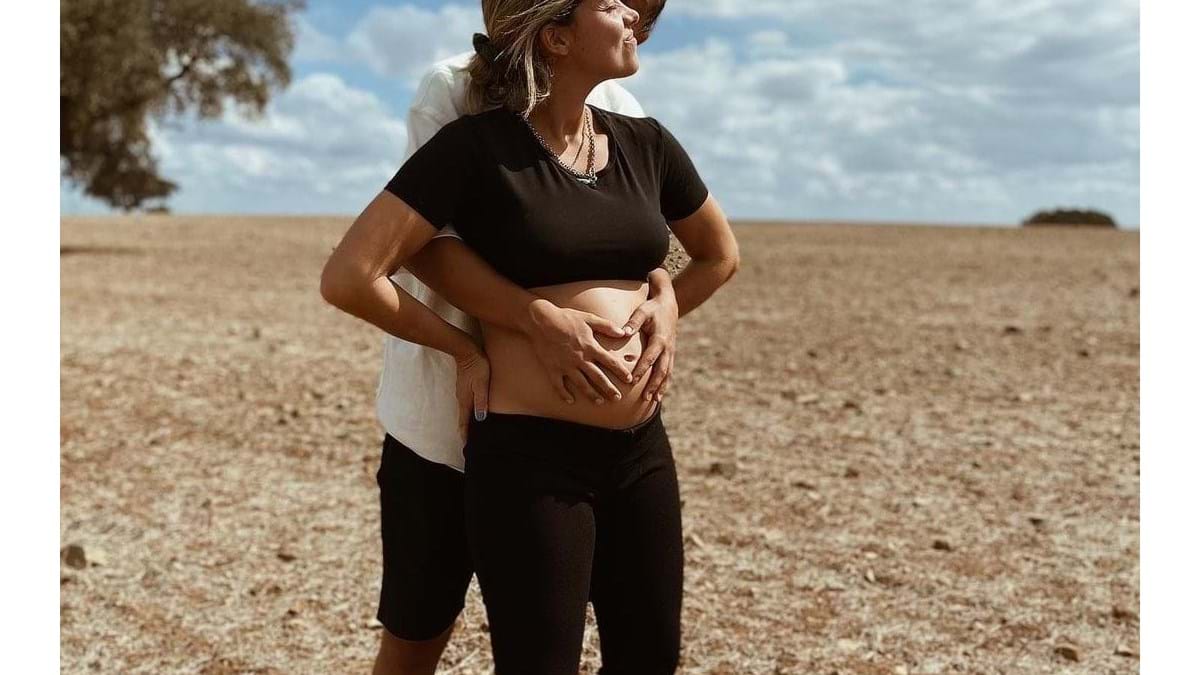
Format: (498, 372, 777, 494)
(522, 107, 598, 188)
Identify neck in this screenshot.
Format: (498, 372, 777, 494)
(528, 73, 597, 144)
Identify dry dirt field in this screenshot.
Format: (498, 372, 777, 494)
(60, 216, 1139, 674)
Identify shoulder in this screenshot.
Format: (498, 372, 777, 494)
(430, 106, 512, 142)
(412, 110, 478, 154)
(410, 51, 473, 116)
(459, 105, 514, 128)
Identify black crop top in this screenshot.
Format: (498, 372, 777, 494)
(383, 104, 708, 289)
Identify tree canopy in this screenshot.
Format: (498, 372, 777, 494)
(1022, 208, 1118, 228)
(61, 0, 305, 211)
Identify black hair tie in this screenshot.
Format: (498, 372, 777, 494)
(473, 32, 501, 65)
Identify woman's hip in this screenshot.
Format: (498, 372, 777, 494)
(462, 401, 670, 493)
(486, 364, 662, 430)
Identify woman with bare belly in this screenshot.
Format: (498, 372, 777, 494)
(322, 1, 738, 672)
(484, 279, 660, 425)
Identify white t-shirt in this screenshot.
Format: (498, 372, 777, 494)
(376, 51, 646, 472)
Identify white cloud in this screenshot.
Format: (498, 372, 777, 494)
(296, 3, 482, 80)
(293, 16, 345, 64)
(748, 30, 789, 50)
(59, 1, 481, 216)
(139, 73, 407, 214)
(61, 1, 1139, 225)
(346, 4, 481, 79)
(621, 0, 1139, 224)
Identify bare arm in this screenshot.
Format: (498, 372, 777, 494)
(615, 195, 737, 403)
(665, 194, 741, 317)
(405, 238, 639, 405)
(319, 190, 481, 364)
(406, 238, 547, 336)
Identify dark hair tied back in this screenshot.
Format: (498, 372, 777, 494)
(472, 33, 501, 65)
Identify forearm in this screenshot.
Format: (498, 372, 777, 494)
(323, 274, 480, 361)
(406, 239, 549, 335)
(667, 256, 738, 318)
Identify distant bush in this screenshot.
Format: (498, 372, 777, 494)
(1022, 208, 1117, 228)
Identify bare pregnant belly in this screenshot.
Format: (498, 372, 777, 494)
(481, 279, 660, 429)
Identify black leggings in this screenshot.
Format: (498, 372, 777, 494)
(463, 402, 683, 675)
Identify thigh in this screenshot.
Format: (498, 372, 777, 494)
(465, 449, 597, 675)
(590, 429, 684, 674)
(376, 434, 474, 641)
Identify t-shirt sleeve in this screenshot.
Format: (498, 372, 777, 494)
(654, 118, 709, 222)
(384, 119, 474, 230)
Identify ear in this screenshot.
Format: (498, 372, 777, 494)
(538, 22, 572, 58)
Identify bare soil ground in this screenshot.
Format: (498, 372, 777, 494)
(60, 216, 1139, 674)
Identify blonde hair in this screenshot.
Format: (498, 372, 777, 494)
(464, 0, 584, 117)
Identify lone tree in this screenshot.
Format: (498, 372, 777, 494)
(1022, 208, 1118, 228)
(61, 0, 305, 211)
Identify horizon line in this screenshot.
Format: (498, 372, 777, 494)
(58, 212, 1141, 230)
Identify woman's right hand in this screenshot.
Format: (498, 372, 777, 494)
(525, 300, 634, 405)
(455, 349, 491, 441)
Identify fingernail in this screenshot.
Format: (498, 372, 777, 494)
(475, 410, 486, 421)
(614, 392, 622, 400)
(566, 397, 575, 405)
(623, 326, 633, 335)
(656, 393, 663, 401)
(595, 398, 604, 405)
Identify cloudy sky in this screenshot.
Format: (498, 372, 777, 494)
(60, 0, 1140, 227)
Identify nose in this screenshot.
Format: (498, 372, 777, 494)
(623, 3, 640, 28)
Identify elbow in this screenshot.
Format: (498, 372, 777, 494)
(319, 261, 361, 310)
(722, 246, 741, 283)
(725, 251, 741, 281)
(692, 247, 740, 286)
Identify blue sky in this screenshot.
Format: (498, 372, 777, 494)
(60, 0, 1140, 227)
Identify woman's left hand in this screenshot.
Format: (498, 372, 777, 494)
(622, 292, 678, 402)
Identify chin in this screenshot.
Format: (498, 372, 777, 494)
(616, 54, 639, 78)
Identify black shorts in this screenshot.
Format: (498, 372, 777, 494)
(376, 433, 474, 641)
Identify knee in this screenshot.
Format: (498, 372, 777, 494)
(372, 626, 452, 675)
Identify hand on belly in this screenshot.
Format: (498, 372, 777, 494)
(481, 281, 661, 429)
